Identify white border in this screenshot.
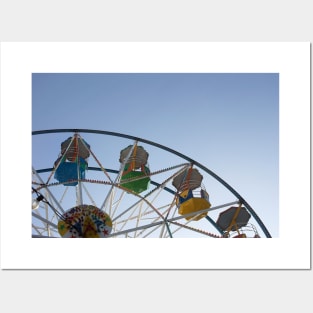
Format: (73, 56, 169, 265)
(0, 42, 310, 269)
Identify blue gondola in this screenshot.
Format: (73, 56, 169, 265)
(54, 157, 87, 186)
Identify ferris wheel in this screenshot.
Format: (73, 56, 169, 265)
(32, 129, 272, 238)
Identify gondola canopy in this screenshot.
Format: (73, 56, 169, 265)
(216, 206, 251, 232)
(172, 168, 203, 192)
(61, 136, 90, 161)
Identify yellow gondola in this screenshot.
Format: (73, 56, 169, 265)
(173, 168, 211, 221)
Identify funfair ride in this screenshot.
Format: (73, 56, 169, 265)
(32, 129, 271, 238)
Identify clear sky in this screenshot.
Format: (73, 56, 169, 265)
(32, 72, 279, 237)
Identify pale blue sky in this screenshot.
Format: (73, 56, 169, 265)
(32, 73, 279, 237)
